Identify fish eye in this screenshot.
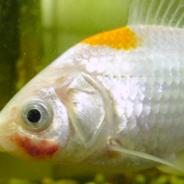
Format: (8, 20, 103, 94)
(22, 100, 53, 131)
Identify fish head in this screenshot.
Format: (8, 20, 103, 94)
(0, 57, 106, 163)
(0, 67, 70, 161)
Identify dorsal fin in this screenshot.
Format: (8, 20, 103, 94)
(128, 0, 184, 27)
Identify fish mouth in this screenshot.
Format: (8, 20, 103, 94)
(0, 112, 17, 153)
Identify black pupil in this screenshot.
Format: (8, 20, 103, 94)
(27, 109, 41, 123)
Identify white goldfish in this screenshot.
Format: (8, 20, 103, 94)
(1, 0, 184, 175)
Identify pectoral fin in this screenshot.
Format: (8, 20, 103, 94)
(158, 153, 184, 175)
(110, 140, 184, 174)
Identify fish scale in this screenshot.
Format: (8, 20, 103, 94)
(75, 26, 184, 166)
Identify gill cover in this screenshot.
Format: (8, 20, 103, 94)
(64, 73, 106, 147)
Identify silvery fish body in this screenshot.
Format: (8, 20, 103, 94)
(0, 0, 184, 174)
(52, 26, 184, 172)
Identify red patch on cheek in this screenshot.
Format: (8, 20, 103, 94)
(12, 135, 59, 159)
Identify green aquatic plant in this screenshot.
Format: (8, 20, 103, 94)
(0, 0, 19, 110)
(5, 173, 184, 184)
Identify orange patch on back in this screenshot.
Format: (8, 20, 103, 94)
(81, 27, 139, 50)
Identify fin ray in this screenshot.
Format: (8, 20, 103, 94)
(153, 0, 165, 25)
(128, 0, 184, 27)
(168, 3, 181, 26)
(145, 0, 155, 24)
(111, 145, 183, 172)
(160, 0, 175, 25)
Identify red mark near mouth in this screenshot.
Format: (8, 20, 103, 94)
(12, 135, 59, 159)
